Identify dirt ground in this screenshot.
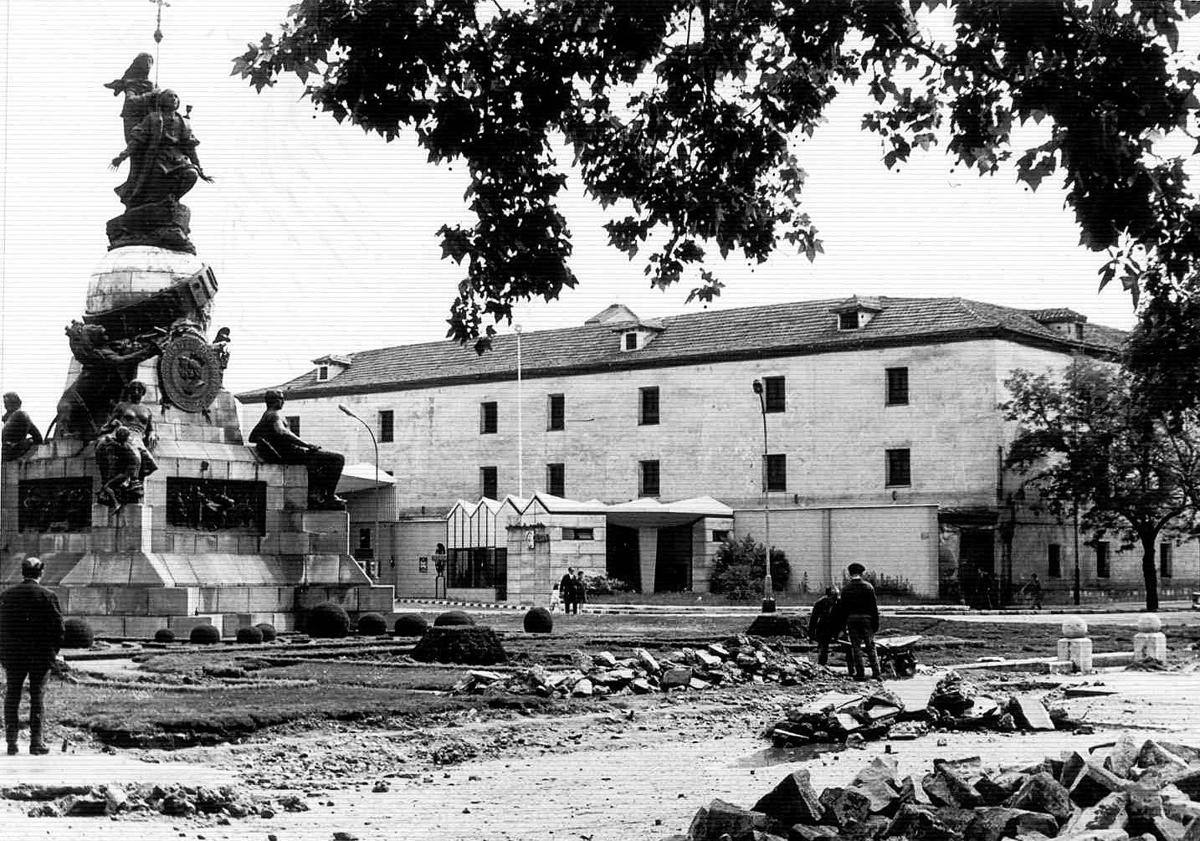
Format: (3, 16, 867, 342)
(4, 611, 1199, 841)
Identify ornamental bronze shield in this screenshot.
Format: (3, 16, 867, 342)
(158, 331, 223, 412)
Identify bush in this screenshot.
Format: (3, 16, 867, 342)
(307, 602, 350, 638)
(860, 571, 915, 597)
(393, 613, 430, 637)
(153, 628, 176, 643)
(746, 614, 806, 638)
(582, 572, 633, 596)
(523, 606, 553, 634)
(411, 626, 508, 665)
(255, 622, 277, 642)
(189, 624, 221, 645)
(356, 612, 388, 636)
(710, 534, 790, 601)
(62, 618, 94, 649)
(434, 610, 475, 627)
(235, 625, 264, 645)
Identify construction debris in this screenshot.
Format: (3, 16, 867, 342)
(680, 737, 1200, 841)
(454, 635, 841, 697)
(5, 783, 282, 820)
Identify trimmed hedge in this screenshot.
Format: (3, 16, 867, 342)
(255, 622, 277, 642)
(153, 628, 176, 643)
(356, 612, 388, 636)
(63, 618, 95, 649)
(411, 626, 508, 666)
(523, 607, 553, 634)
(307, 601, 350, 639)
(236, 625, 264, 645)
(393, 613, 429, 637)
(433, 610, 475, 627)
(189, 624, 221, 645)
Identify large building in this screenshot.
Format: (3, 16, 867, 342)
(239, 295, 1198, 604)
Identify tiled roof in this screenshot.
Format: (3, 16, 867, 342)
(238, 296, 1126, 402)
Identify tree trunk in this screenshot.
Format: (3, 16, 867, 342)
(1141, 531, 1160, 612)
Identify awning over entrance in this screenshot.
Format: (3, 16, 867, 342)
(605, 496, 733, 529)
(336, 462, 396, 494)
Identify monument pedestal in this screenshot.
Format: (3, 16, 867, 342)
(0, 247, 393, 638)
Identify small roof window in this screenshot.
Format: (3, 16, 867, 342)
(830, 296, 883, 331)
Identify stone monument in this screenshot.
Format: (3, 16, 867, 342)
(1132, 613, 1167, 664)
(1056, 616, 1093, 674)
(0, 59, 393, 637)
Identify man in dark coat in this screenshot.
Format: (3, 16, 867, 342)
(807, 587, 845, 666)
(559, 567, 577, 615)
(839, 563, 881, 681)
(0, 558, 64, 754)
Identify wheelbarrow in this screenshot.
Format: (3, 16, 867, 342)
(833, 633, 921, 678)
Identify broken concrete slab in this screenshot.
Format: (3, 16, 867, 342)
(1106, 733, 1141, 779)
(1072, 764, 1128, 808)
(752, 770, 824, 827)
(1064, 792, 1128, 836)
(1007, 772, 1074, 824)
(1013, 694, 1056, 730)
(818, 787, 872, 827)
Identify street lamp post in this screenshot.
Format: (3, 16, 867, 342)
(515, 325, 524, 498)
(751, 380, 776, 613)
(339, 404, 382, 580)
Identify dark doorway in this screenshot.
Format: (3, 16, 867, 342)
(959, 529, 996, 608)
(655, 524, 694, 592)
(494, 548, 508, 601)
(606, 524, 640, 591)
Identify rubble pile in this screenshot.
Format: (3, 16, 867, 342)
(2, 782, 304, 821)
(455, 635, 841, 697)
(676, 734, 1200, 841)
(768, 672, 1065, 748)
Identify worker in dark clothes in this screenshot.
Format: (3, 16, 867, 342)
(839, 562, 881, 681)
(807, 587, 845, 667)
(0, 558, 65, 755)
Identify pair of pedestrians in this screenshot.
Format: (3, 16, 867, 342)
(807, 562, 881, 681)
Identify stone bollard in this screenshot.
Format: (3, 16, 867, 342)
(1057, 616, 1093, 674)
(1132, 613, 1167, 664)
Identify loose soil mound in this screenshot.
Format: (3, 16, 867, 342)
(412, 626, 508, 666)
(746, 614, 806, 637)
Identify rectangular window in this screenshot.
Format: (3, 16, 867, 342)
(1048, 544, 1062, 579)
(838, 311, 858, 331)
(480, 466, 498, 499)
(562, 527, 594, 541)
(765, 453, 787, 492)
(480, 401, 497, 434)
(885, 448, 911, 487)
(285, 415, 301, 435)
(886, 367, 909, 406)
(712, 530, 731, 543)
(764, 376, 786, 413)
(639, 459, 660, 497)
(358, 528, 372, 550)
(379, 410, 394, 443)
(547, 394, 565, 431)
(1095, 541, 1111, 578)
(639, 387, 660, 426)
(624, 332, 638, 350)
(546, 462, 565, 497)
(1161, 543, 1174, 579)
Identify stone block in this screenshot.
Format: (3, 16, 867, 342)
(83, 615, 127, 637)
(167, 614, 220, 634)
(1057, 638, 1093, 673)
(276, 533, 311, 554)
(91, 504, 114, 526)
(195, 533, 219, 554)
(1134, 632, 1168, 663)
(819, 787, 872, 828)
(107, 588, 149, 616)
(1071, 764, 1127, 808)
(302, 511, 349, 534)
(296, 587, 333, 609)
(1006, 773, 1072, 824)
(245, 586, 289, 612)
(148, 587, 197, 615)
(90, 527, 117, 553)
(169, 532, 195, 554)
(215, 533, 239, 554)
(311, 532, 348, 554)
(1105, 733, 1141, 779)
(237, 535, 261, 554)
(1065, 792, 1128, 836)
(216, 588, 251, 614)
(1140, 741, 1189, 773)
(270, 612, 297, 633)
(124, 616, 169, 641)
(197, 588, 220, 613)
(1013, 695, 1055, 730)
(228, 461, 260, 481)
(39, 533, 66, 555)
(356, 586, 395, 612)
(67, 587, 110, 615)
(282, 487, 307, 511)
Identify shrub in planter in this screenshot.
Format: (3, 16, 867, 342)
(154, 628, 176, 643)
(434, 610, 475, 627)
(393, 613, 429, 637)
(307, 601, 350, 638)
(356, 612, 388, 636)
(411, 626, 508, 665)
(255, 622, 277, 642)
(190, 623, 221, 645)
(523, 606, 553, 634)
(62, 618, 94, 649)
(710, 534, 790, 601)
(236, 625, 264, 645)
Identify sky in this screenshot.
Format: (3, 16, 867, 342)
(0, 0, 1149, 429)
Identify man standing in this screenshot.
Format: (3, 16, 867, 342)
(0, 558, 64, 755)
(560, 568, 576, 615)
(2, 393, 43, 462)
(807, 587, 845, 667)
(840, 563, 881, 681)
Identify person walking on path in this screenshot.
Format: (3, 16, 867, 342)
(574, 569, 588, 614)
(839, 563, 881, 681)
(807, 587, 846, 667)
(560, 568, 577, 615)
(0, 557, 64, 755)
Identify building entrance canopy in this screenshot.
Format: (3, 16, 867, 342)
(336, 462, 395, 494)
(605, 495, 733, 529)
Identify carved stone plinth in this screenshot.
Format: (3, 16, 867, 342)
(1133, 632, 1167, 663)
(1056, 637, 1093, 674)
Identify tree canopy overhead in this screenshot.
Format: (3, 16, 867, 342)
(237, 0, 1200, 407)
